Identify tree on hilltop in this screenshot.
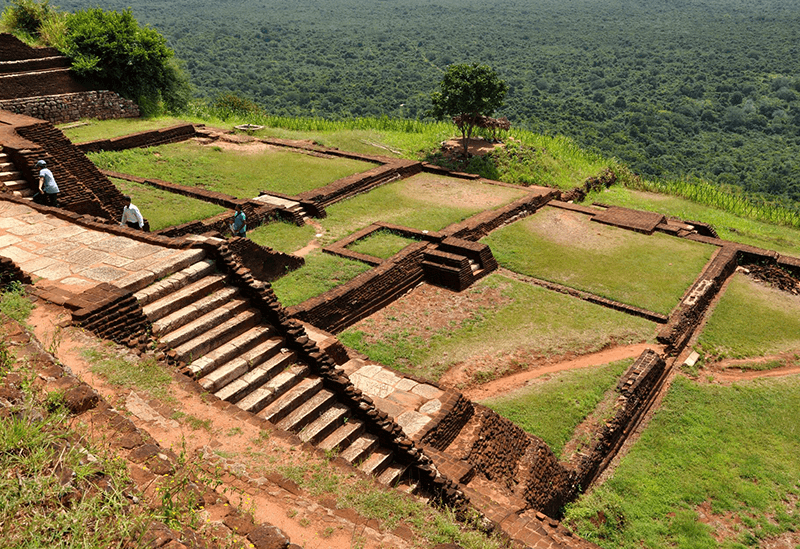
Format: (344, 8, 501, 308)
(430, 63, 509, 157)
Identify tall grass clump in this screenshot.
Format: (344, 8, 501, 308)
(626, 175, 800, 229)
(0, 281, 34, 323)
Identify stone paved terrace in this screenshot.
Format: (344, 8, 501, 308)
(0, 199, 203, 294)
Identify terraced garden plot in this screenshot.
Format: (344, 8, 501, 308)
(482, 358, 633, 457)
(318, 173, 528, 245)
(589, 186, 800, 256)
(89, 140, 374, 198)
(564, 375, 800, 549)
(698, 273, 800, 360)
(271, 249, 371, 307)
(109, 177, 226, 231)
(249, 221, 317, 254)
(347, 230, 419, 259)
(483, 207, 715, 315)
(59, 116, 191, 142)
(339, 274, 656, 383)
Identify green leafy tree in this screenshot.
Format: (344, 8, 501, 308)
(64, 8, 191, 115)
(430, 63, 509, 156)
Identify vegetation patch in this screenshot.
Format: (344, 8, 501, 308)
(58, 116, 191, 143)
(340, 275, 655, 383)
(484, 207, 715, 315)
(0, 281, 34, 324)
(319, 174, 526, 245)
(588, 186, 800, 255)
(564, 375, 800, 548)
(271, 249, 371, 307)
(347, 230, 418, 259)
(698, 273, 800, 360)
(482, 359, 632, 457)
(89, 141, 373, 198)
(82, 345, 174, 401)
(249, 221, 317, 255)
(109, 177, 226, 231)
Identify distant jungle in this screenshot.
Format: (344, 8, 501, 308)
(44, 0, 800, 203)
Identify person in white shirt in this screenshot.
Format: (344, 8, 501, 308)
(119, 195, 144, 230)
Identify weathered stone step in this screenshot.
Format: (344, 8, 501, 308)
(377, 462, 409, 487)
(226, 360, 305, 412)
(341, 358, 367, 376)
(143, 273, 228, 322)
(340, 433, 379, 465)
(197, 333, 283, 391)
(277, 388, 336, 433)
(3, 179, 28, 190)
(260, 376, 323, 425)
(0, 170, 22, 181)
(13, 189, 34, 198)
(359, 447, 393, 476)
(171, 306, 259, 363)
(317, 418, 365, 453)
(298, 403, 350, 445)
(160, 298, 250, 351)
(153, 286, 239, 336)
(134, 259, 215, 306)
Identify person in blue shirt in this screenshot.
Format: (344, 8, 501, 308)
(35, 159, 59, 206)
(230, 203, 247, 237)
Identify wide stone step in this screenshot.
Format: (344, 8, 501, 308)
(340, 433, 379, 465)
(134, 259, 215, 306)
(317, 418, 365, 453)
(160, 298, 250, 351)
(153, 286, 240, 336)
(197, 333, 283, 391)
(225, 360, 305, 412)
(13, 189, 34, 198)
(277, 388, 337, 433)
(377, 462, 409, 487)
(171, 307, 259, 363)
(298, 403, 350, 445)
(143, 273, 228, 322)
(0, 171, 21, 182)
(359, 447, 394, 477)
(260, 376, 323, 425)
(3, 179, 28, 190)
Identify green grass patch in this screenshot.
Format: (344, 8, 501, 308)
(271, 249, 371, 307)
(348, 230, 418, 259)
(82, 346, 173, 401)
(0, 281, 34, 324)
(340, 275, 655, 383)
(588, 186, 800, 256)
(698, 274, 800, 360)
(483, 359, 632, 456)
(249, 221, 317, 254)
(89, 141, 373, 198)
(483, 208, 715, 315)
(319, 174, 526, 245)
(109, 177, 226, 231)
(564, 375, 800, 548)
(58, 116, 190, 143)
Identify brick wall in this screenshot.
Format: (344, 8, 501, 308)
(227, 236, 304, 282)
(67, 283, 151, 346)
(78, 124, 195, 153)
(446, 190, 558, 241)
(288, 241, 430, 333)
(0, 254, 32, 288)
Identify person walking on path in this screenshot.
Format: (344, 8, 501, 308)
(119, 195, 144, 230)
(34, 160, 59, 206)
(230, 203, 247, 238)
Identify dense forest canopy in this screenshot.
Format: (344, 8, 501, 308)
(39, 0, 800, 202)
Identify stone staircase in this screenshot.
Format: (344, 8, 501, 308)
(0, 150, 32, 198)
(134, 255, 411, 487)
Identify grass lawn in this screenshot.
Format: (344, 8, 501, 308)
(698, 273, 800, 360)
(109, 177, 226, 231)
(348, 230, 419, 259)
(482, 359, 632, 457)
(483, 207, 715, 315)
(340, 274, 656, 383)
(249, 221, 317, 254)
(588, 186, 800, 256)
(319, 174, 527, 245)
(271, 249, 371, 307)
(58, 116, 191, 143)
(564, 375, 800, 549)
(89, 141, 373, 198)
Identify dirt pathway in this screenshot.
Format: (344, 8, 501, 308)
(465, 343, 663, 402)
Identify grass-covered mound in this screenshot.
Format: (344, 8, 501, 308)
(483, 207, 715, 315)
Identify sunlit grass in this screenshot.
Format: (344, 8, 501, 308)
(272, 249, 371, 307)
(58, 116, 190, 143)
(347, 230, 418, 259)
(249, 221, 317, 254)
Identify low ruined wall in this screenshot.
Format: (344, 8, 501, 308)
(0, 255, 31, 288)
(419, 392, 475, 451)
(78, 124, 195, 153)
(447, 190, 557, 241)
(67, 283, 151, 346)
(0, 90, 139, 123)
(227, 236, 304, 282)
(288, 242, 430, 333)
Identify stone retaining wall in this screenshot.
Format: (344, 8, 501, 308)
(0, 90, 140, 123)
(446, 190, 558, 241)
(66, 283, 151, 346)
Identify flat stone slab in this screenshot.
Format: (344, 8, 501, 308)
(395, 410, 431, 438)
(593, 206, 666, 234)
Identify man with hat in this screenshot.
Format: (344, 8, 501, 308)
(35, 160, 59, 206)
